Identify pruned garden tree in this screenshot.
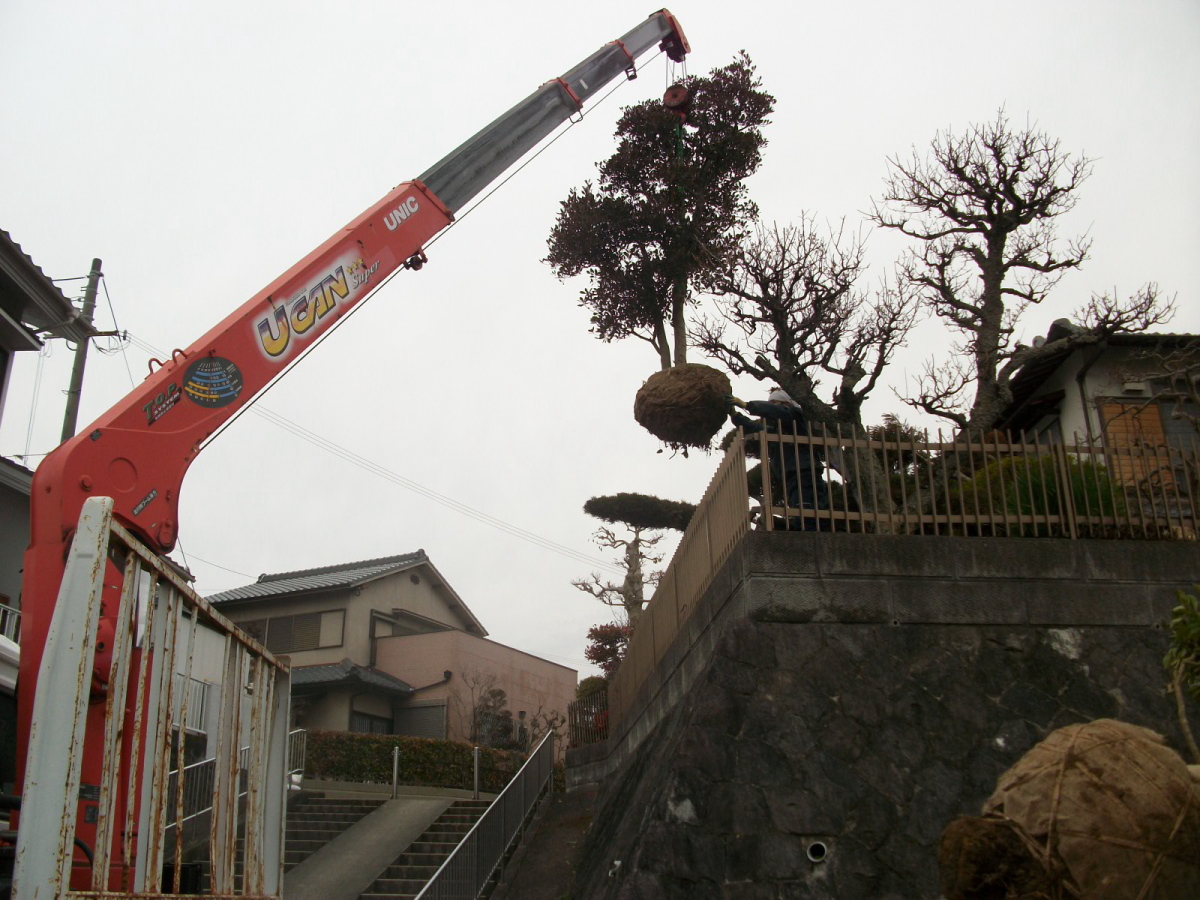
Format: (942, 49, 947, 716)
(870, 111, 1174, 432)
(572, 493, 693, 624)
(546, 52, 774, 370)
(584, 622, 632, 679)
(1164, 586, 1200, 763)
(695, 216, 920, 515)
(573, 526, 664, 625)
(695, 216, 919, 429)
(453, 669, 516, 749)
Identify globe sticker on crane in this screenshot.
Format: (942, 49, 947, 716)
(183, 356, 244, 408)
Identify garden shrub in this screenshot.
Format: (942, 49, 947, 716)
(945, 453, 1127, 534)
(304, 730, 523, 793)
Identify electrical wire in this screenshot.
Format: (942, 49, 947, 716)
(21, 345, 49, 462)
(100, 275, 136, 387)
(122, 332, 624, 574)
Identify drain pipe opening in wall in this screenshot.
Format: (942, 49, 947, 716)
(807, 841, 828, 863)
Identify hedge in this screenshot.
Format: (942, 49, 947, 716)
(304, 730, 524, 793)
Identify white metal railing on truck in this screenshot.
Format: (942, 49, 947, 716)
(164, 728, 306, 832)
(13, 496, 291, 898)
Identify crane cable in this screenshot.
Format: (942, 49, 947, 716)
(201, 49, 665, 456)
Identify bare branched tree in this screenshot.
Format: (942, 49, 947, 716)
(695, 216, 918, 428)
(871, 111, 1174, 431)
(450, 669, 514, 748)
(572, 526, 664, 625)
(694, 217, 919, 516)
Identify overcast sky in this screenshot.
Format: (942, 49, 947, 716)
(2, 0, 1197, 678)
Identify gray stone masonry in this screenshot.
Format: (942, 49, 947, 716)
(565, 532, 1200, 898)
(573, 619, 1197, 899)
(568, 533, 1199, 788)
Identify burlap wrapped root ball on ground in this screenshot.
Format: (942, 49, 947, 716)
(939, 718, 1200, 900)
(633, 364, 731, 450)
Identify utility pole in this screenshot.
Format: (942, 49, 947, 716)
(60, 258, 103, 443)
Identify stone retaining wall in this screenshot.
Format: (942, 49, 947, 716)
(568, 532, 1197, 789)
(565, 533, 1200, 898)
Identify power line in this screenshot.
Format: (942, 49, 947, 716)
(100, 275, 135, 387)
(122, 332, 623, 574)
(183, 551, 254, 580)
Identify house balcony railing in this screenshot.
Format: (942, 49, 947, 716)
(0, 602, 20, 643)
(593, 426, 1200, 747)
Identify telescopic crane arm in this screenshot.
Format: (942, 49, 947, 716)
(17, 10, 688, 887)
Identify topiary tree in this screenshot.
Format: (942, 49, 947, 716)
(573, 493, 694, 623)
(584, 622, 631, 679)
(946, 452, 1127, 536)
(576, 675, 608, 700)
(583, 492, 695, 532)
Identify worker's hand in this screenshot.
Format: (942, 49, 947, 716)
(725, 395, 746, 410)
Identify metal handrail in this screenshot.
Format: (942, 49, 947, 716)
(414, 731, 555, 899)
(165, 728, 307, 831)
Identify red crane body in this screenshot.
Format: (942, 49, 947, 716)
(16, 10, 688, 891)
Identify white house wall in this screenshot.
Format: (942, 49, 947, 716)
(1014, 345, 1173, 442)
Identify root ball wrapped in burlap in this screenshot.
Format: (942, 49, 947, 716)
(953, 719, 1200, 899)
(633, 364, 731, 449)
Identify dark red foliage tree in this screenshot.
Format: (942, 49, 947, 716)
(546, 53, 774, 371)
(584, 622, 632, 679)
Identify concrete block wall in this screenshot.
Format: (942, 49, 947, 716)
(566, 532, 1199, 789)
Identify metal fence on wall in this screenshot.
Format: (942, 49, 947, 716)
(608, 434, 751, 740)
(567, 691, 608, 748)
(750, 424, 1200, 539)
(579, 425, 1200, 748)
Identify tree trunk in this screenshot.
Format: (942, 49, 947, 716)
(653, 320, 672, 371)
(622, 533, 645, 624)
(671, 278, 688, 366)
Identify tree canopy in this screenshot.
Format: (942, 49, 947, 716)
(871, 111, 1173, 431)
(695, 216, 919, 429)
(583, 492, 695, 532)
(546, 52, 774, 370)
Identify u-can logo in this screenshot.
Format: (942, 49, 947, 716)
(255, 265, 350, 359)
(383, 196, 420, 231)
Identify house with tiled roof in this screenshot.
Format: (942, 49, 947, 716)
(1, 229, 99, 624)
(996, 319, 1199, 450)
(209, 552, 575, 750)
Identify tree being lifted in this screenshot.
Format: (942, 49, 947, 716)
(870, 111, 1174, 433)
(547, 53, 774, 449)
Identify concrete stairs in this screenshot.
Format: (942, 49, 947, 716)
(285, 795, 387, 871)
(214, 792, 386, 890)
(358, 799, 491, 900)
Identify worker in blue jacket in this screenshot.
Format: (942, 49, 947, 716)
(728, 388, 828, 528)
